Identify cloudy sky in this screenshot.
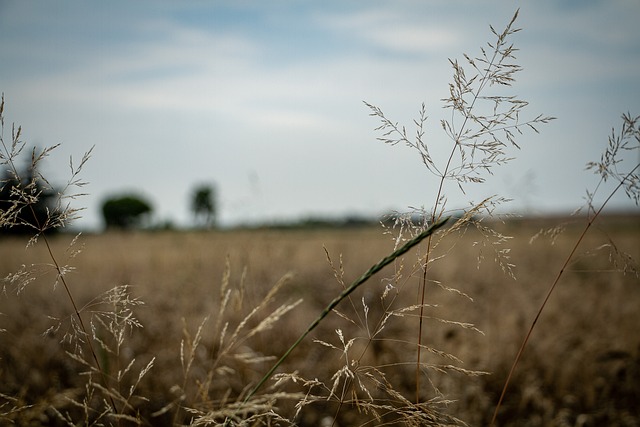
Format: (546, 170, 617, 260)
(1, 1, 639, 229)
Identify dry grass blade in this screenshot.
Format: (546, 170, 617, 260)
(243, 217, 449, 404)
(490, 115, 640, 425)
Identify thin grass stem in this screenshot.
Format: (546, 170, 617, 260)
(415, 12, 515, 403)
(490, 163, 640, 426)
(0, 126, 119, 421)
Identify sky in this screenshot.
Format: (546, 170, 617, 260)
(1, 0, 639, 230)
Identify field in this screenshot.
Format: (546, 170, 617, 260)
(3, 9, 639, 425)
(1, 214, 638, 426)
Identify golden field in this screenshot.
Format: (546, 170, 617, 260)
(1, 214, 639, 426)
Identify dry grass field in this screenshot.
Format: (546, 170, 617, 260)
(4, 10, 639, 425)
(1, 214, 638, 426)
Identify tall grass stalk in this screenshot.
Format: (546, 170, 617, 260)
(0, 94, 128, 423)
(366, 8, 553, 406)
(491, 114, 640, 425)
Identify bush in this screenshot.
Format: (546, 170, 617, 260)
(102, 194, 152, 230)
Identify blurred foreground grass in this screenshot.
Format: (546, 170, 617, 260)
(1, 214, 638, 425)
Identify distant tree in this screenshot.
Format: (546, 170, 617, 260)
(101, 194, 152, 230)
(0, 154, 58, 235)
(191, 183, 217, 229)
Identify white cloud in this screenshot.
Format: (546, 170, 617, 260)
(364, 26, 462, 55)
(316, 8, 465, 56)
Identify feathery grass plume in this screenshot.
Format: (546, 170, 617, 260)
(168, 261, 302, 426)
(0, 95, 93, 241)
(242, 218, 449, 426)
(47, 285, 153, 425)
(0, 392, 29, 421)
(531, 113, 640, 249)
(0, 95, 150, 424)
(491, 113, 640, 425)
(585, 113, 640, 206)
(169, 316, 210, 426)
(365, 9, 553, 409)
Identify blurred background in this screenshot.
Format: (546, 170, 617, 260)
(1, 0, 639, 230)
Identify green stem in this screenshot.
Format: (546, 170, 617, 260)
(243, 217, 450, 403)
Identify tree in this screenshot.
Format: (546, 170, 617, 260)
(191, 183, 216, 229)
(101, 194, 152, 230)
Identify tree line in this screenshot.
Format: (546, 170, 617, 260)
(100, 184, 216, 230)
(1, 156, 217, 233)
